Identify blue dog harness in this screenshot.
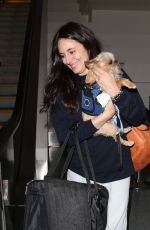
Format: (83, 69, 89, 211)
(81, 83, 103, 116)
(81, 82, 124, 135)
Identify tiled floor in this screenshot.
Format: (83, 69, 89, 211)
(128, 188, 150, 230)
(128, 166, 150, 230)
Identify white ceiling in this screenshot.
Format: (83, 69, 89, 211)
(89, 0, 150, 11)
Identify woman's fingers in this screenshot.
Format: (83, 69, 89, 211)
(105, 100, 116, 114)
(92, 66, 120, 96)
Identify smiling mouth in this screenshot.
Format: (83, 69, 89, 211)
(70, 63, 77, 69)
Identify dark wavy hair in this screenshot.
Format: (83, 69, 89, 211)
(41, 21, 102, 113)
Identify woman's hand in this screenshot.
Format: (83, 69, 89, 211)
(92, 65, 120, 97)
(91, 100, 116, 130)
(104, 100, 116, 117)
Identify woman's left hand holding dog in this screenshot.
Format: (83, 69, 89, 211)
(92, 65, 120, 97)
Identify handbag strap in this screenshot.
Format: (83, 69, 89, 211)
(45, 127, 73, 179)
(45, 123, 99, 193)
(116, 134, 123, 170)
(57, 123, 91, 186)
(83, 140, 98, 191)
(74, 132, 92, 186)
(45, 123, 82, 179)
(60, 127, 99, 193)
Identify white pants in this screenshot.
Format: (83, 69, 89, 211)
(67, 169, 130, 230)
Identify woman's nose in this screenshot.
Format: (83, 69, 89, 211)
(64, 55, 71, 65)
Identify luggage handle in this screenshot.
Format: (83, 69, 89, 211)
(45, 127, 73, 179)
(74, 131, 98, 193)
(45, 123, 99, 193)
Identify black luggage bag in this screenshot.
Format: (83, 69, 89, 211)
(23, 125, 109, 230)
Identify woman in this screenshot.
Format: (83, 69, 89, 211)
(41, 22, 146, 229)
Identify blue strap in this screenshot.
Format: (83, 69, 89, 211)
(81, 83, 103, 116)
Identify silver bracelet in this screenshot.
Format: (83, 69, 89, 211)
(111, 90, 123, 103)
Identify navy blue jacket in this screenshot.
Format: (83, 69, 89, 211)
(51, 75, 146, 183)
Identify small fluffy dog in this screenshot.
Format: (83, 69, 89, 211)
(82, 51, 136, 146)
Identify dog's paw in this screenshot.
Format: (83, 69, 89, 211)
(123, 127, 131, 134)
(127, 140, 134, 147)
(120, 138, 134, 147)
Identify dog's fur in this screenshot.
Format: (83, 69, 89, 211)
(82, 52, 136, 146)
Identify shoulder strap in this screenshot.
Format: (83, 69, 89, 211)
(44, 128, 73, 180)
(116, 134, 123, 170)
(45, 123, 80, 180)
(60, 127, 99, 192)
(45, 123, 99, 193)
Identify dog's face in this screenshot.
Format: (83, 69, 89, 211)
(85, 52, 120, 84)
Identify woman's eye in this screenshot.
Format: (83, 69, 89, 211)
(70, 50, 75, 54)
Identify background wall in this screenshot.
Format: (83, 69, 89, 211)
(84, 10, 150, 108)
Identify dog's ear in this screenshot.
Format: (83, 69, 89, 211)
(85, 59, 97, 69)
(85, 70, 95, 84)
(116, 78, 136, 89)
(85, 60, 93, 69)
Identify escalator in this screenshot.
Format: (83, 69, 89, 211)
(0, 1, 44, 229)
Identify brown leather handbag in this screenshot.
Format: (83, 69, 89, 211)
(127, 124, 150, 172)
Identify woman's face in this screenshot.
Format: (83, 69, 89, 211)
(58, 38, 89, 76)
